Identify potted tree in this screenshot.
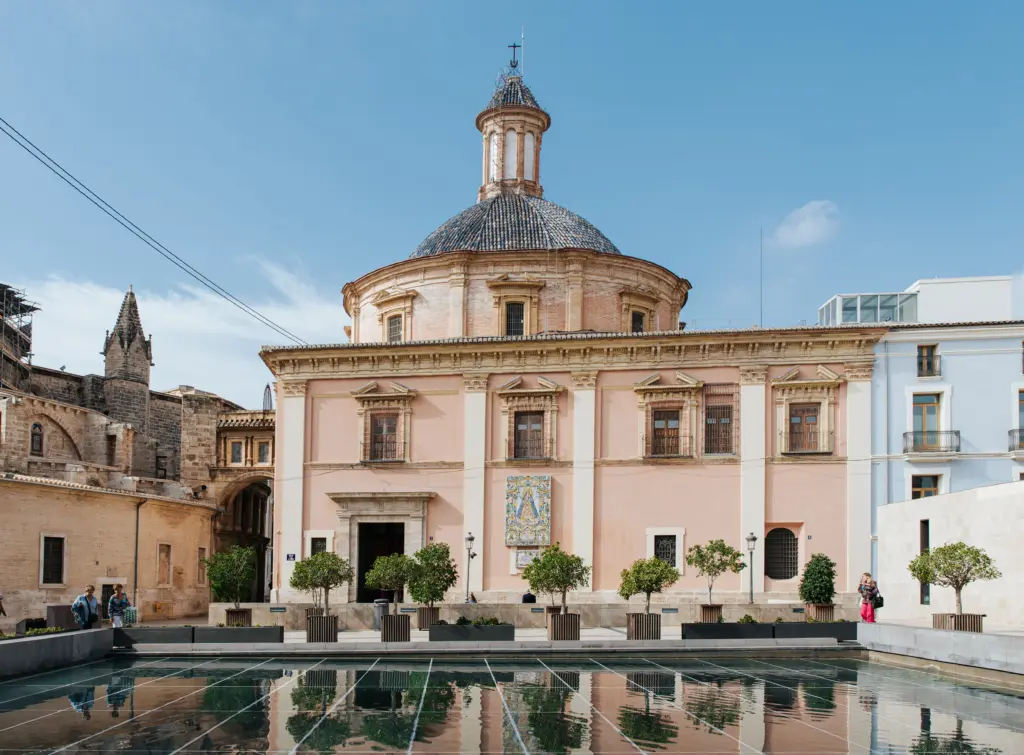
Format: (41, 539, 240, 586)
(364, 553, 415, 642)
(408, 543, 458, 630)
(618, 557, 680, 640)
(908, 541, 1001, 632)
(522, 543, 591, 640)
(203, 545, 257, 627)
(290, 552, 354, 642)
(685, 539, 746, 623)
(798, 553, 838, 622)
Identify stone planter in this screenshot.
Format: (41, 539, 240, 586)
(773, 622, 857, 642)
(682, 623, 773, 640)
(805, 604, 836, 622)
(381, 613, 411, 642)
(114, 626, 194, 647)
(306, 614, 339, 642)
(626, 613, 661, 640)
(698, 604, 723, 623)
(225, 608, 253, 628)
(548, 613, 581, 641)
(429, 624, 515, 642)
(932, 613, 985, 633)
(194, 626, 284, 644)
(417, 606, 440, 630)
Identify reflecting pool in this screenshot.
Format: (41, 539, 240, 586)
(1, 656, 1022, 753)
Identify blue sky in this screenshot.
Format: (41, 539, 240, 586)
(2, 2, 1022, 404)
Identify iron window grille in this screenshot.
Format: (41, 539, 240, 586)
(365, 413, 402, 462)
(631, 311, 646, 333)
(311, 537, 328, 555)
(916, 346, 940, 377)
(505, 302, 525, 337)
(703, 384, 739, 455)
(764, 528, 798, 580)
(511, 411, 549, 459)
(903, 431, 960, 454)
(780, 430, 835, 454)
(1010, 430, 1024, 451)
(30, 423, 43, 456)
(654, 535, 677, 566)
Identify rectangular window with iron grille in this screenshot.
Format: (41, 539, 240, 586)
(311, 537, 328, 555)
(513, 411, 545, 459)
(41, 536, 65, 585)
(917, 345, 939, 377)
(654, 535, 677, 567)
(650, 410, 680, 456)
(387, 315, 403, 343)
(370, 413, 399, 460)
(505, 302, 525, 337)
(631, 311, 645, 333)
(703, 384, 738, 455)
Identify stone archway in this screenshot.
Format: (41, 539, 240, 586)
(217, 475, 273, 603)
(327, 491, 435, 602)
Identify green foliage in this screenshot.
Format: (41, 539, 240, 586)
(685, 540, 746, 606)
(405, 674, 457, 732)
(290, 552, 354, 616)
(521, 543, 591, 613)
(908, 720, 1003, 754)
(522, 683, 586, 754)
(362, 709, 416, 749)
(25, 627, 65, 636)
(798, 553, 838, 605)
(617, 702, 679, 750)
(203, 546, 257, 608)
(364, 553, 416, 614)
(908, 542, 1001, 614)
(408, 542, 459, 608)
(618, 557, 681, 613)
(774, 616, 785, 624)
(285, 713, 351, 753)
(737, 614, 758, 624)
(686, 687, 742, 734)
(455, 615, 471, 626)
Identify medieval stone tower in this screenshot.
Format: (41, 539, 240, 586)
(101, 287, 153, 432)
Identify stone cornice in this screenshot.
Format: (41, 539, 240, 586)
(261, 328, 885, 382)
(327, 491, 436, 502)
(280, 381, 307, 397)
(485, 274, 546, 293)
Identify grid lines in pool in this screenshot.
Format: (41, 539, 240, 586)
(0, 656, 1021, 753)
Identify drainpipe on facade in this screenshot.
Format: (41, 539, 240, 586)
(133, 499, 148, 607)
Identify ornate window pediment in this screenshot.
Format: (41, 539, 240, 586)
(497, 376, 563, 461)
(632, 373, 701, 458)
(487, 275, 545, 337)
(771, 366, 841, 455)
(371, 287, 418, 342)
(352, 382, 416, 462)
(620, 286, 661, 333)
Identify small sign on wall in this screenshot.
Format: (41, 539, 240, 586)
(269, 607, 287, 613)
(286, 554, 296, 562)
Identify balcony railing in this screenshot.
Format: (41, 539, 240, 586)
(642, 434, 695, 459)
(508, 436, 553, 461)
(360, 438, 406, 463)
(917, 355, 941, 378)
(903, 431, 960, 454)
(1010, 430, 1024, 451)
(779, 430, 834, 455)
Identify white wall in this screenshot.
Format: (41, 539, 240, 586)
(877, 480, 1024, 626)
(908, 276, 1015, 324)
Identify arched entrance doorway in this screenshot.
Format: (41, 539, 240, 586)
(216, 479, 272, 603)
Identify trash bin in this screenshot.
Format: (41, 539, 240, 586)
(373, 599, 390, 631)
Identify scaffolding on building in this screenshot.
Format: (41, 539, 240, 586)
(0, 283, 38, 392)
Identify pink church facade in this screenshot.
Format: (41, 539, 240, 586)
(263, 64, 884, 605)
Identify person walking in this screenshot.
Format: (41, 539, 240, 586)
(107, 584, 131, 628)
(72, 585, 100, 630)
(858, 573, 878, 623)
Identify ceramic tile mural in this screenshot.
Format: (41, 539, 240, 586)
(516, 549, 540, 569)
(505, 475, 551, 546)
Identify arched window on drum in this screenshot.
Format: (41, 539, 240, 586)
(524, 132, 536, 181)
(503, 129, 518, 180)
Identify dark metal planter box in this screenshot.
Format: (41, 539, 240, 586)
(428, 624, 515, 642)
(773, 622, 858, 642)
(193, 626, 284, 644)
(682, 623, 774, 640)
(114, 627, 194, 647)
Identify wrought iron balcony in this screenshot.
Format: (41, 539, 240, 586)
(916, 354, 941, 378)
(779, 430, 835, 455)
(1010, 430, 1024, 452)
(903, 431, 960, 454)
(508, 436, 553, 461)
(642, 434, 695, 459)
(360, 438, 406, 463)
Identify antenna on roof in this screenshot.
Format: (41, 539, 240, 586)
(522, 27, 525, 75)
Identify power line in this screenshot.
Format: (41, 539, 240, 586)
(0, 115, 308, 346)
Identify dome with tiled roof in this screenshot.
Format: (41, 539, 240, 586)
(411, 194, 620, 258)
(483, 75, 543, 113)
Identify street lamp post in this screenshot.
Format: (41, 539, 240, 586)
(745, 532, 758, 604)
(464, 532, 477, 603)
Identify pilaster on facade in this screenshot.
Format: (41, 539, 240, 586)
(739, 366, 767, 593)
(563, 253, 586, 332)
(462, 373, 488, 593)
(844, 361, 873, 591)
(571, 371, 598, 587)
(275, 379, 306, 601)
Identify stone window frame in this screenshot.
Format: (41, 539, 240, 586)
(30, 422, 44, 456)
(256, 439, 273, 466)
(771, 365, 842, 456)
(371, 288, 418, 343)
(646, 527, 686, 574)
(156, 542, 173, 588)
(304, 529, 336, 558)
(764, 526, 801, 582)
(39, 533, 67, 587)
(620, 288, 660, 333)
(487, 275, 545, 337)
(497, 376, 563, 461)
(197, 546, 207, 585)
(633, 372, 702, 459)
(353, 381, 417, 463)
(229, 440, 244, 466)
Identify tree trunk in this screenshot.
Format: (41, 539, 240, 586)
(707, 582, 713, 607)
(955, 587, 963, 615)
(324, 587, 331, 617)
(645, 593, 651, 614)
(561, 589, 567, 615)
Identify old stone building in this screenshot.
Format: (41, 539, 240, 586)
(0, 286, 276, 626)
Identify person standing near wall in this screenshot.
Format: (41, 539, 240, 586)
(72, 585, 100, 630)
(858, 573, 878, 623)
(107, 584, 130, 628)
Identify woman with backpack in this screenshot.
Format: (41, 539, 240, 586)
(858, 573, 881, 623)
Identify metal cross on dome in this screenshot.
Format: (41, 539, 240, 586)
(508, 41, 520, 70)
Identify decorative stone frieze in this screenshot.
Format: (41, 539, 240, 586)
(571, 372, 598, 389)
(843, 362, 874, 381)
(739, 366, 768, 385)
(462, 373, 489, 392)
(280, 381, 307, 397)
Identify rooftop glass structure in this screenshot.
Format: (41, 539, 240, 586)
(818, 292, 918, 326)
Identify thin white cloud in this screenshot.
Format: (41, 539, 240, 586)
(771, 200, 840, 249)
(15, 265, 348, 407)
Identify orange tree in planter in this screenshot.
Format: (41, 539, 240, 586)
(908, 542, 1001, 615)
(618, 557, 680, 614)
(685, 539, 746, 608)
